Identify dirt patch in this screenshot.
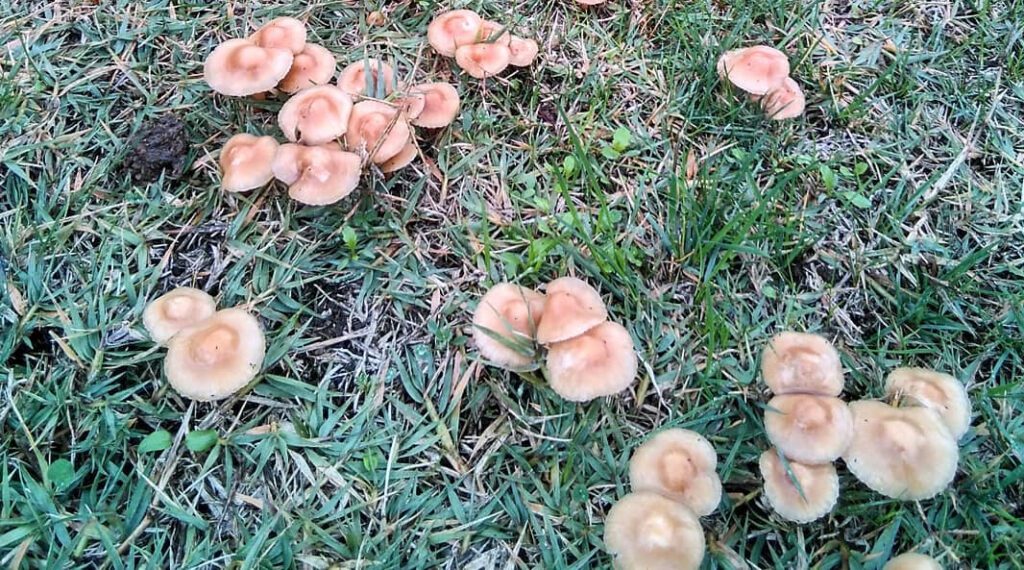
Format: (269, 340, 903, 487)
(125, 115, 189, 182)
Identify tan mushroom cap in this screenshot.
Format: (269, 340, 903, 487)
(759, 448, 839, 524)
(509, 36, 540, 67)
(409, 83, 461, 128)
(455, 43, 512, 79)
(477, 20, 512, 46)
(883, 553, 943, 570)
(219, 134, 279, 193)
(165, 308, 266, 401)
(546, 321, 637, 402)
(761, 77, 806, 120)
(629, 429, 722, 516)
(761, 332, 844, 396)
(535, 277, 608, 344)
(337, 59, 395, 97)
(143, 287, 217, 344)
(278, 43, 336, 93)
(249, 16, 307, 54)
(271, 143, 362, 206)
(843, 401, 959, 500)
(278, 85, 354, 145)
(604, 492, 705, 570)
(472, 283, 546, 370)
(203, 39, 294, 97)
(345, 100, 412, 163)
(394, 92, 427, 120)
(885, 368, 971, 440)
(428, 10, 483, 57)
(379, 142, 419, 174)
(716, 45, 790, 95)
(764, 394, 853, 464)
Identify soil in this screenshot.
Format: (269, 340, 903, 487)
(125, 115, 189, 182)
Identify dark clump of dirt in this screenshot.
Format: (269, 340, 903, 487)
(125, 115, 189, 182)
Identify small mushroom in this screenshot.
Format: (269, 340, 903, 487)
(143, 287, 217, 344)
(379, 143, 419, 174)
(278, 43, 337, 93)
(278, 85, 354, 145)
(883, 553, 943, 570)
(427, 10, 483, 57)
(203, 39, 294, 97)
(759, 448, 839, 524)
(477, 20, 512, 46)
(219, 134, 280, 193)
(535, 277, 608, 344)
(843, 400, 959, 500)
(508, 36, 539, 67)
(271, 143, 362, 206)
(716, 45, 790, 95)
(604, 492, 705, 570)
(249, 16, 307, 54)
(164, 308, 266, 401)
(761, 77, 806, 120)
(345, 100, 412, 163)
(471, 283, 546, 370)
(337, 59, 395, 97)
(761, 332, 844, 396)
(885, 367, 971, 440)
(545, 321, 637, 402)
(629, 429, 722, 516)
(454, 43, 512, 79)
(764, 394, 853, 464)
(409, 83, 461, 129)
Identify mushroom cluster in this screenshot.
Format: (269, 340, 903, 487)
(427, 10, 539, 79)
(205, 18, 463, 205)
(717, 45, 805, 120)
(143, 288, 266, 402)
(471, 277, 637, 402)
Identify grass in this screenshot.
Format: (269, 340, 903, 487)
(1, 0, 1023, 568)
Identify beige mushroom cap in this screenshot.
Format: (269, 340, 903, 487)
(546, 321, 637, 402)
(203, 39, 294, 97)
(164, 308, 266, 401)
(604, 492, 705, 570)
(278, 43, 337, 93)
(477, 20, 512, 46)
(761, 77, 806, 120)
(764, 394, 854, 464)
(278, 86, 354, 145)
(761, 332, 844, 396)
(337, 59, 395, 97)
(219, 134, 280, 193)
(508, 36, 540, 67)
(455, 43, 512, 79)
(472, 283, 546, 370)
(883, 553, 943, 570)
(379, 142, 419, 174)
(409, 83, 461, 128)
(249, 16, 307, 54)
(345, 100, 412, 163)
(843, 401, 959, 500)
(885, 368, 971, 440)
(759, 448, 839, 524)
(271, 143, 362, 206)
(716, 45, 790, 95)
(629, 429, 722, 516)
(143, 287, 217, 344)
(535, 277, 608, 344)
(428, 10, 483, 57)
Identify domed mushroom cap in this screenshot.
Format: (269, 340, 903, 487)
(885, 368, 971, 440)
(455, 43, 512, 79)
(508, 36, 539, 67)
(761, 332, 844, 396)
(272, 143, 362, 206)
(716, 45, 790, 95)
(472, 283, 546, 370)
(477, 20, 512, 45)
(629, 429, 722, 516)
(203, 39, 294, 97)
(337, 59, 395, 97)
(278, 85, 353, 145)
(345, 100, 412, 163)
(843, 401, 959, 500)
(546, 321, 637, 402)
(379, 142, 419, 174)
(219, 134, 279, 193)
(759, 448, 839, 524)
(535, 277, 608, 344)
(409, 83, 461, 128)
(143, 287, 217, 344)
(761, 77, 805, 120)
(427, 10, 483, 57)
(764, 394, 853, 464)
(164, 308, 266, 401)
(883, 553, 943, 570)
(249, 16, 307, 54)
(604, 492, 705, 570)
(278, 43, 336, 93)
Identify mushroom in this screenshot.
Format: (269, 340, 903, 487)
(409, 83, 461, 129)
(764, 394, 853, 464)
(761, 332, 844, 396)
(219, 134, 279, 193)
(545, 321, 637, 402)
(427, 10, 483, 57)
(249, 16, 307, 54)
(271, 143, 362, 206)
(379, 143, 419, 174)
(278, 85, 354, 145)
(143, 287, 217, 344)
(454, 43, 512, 79)
(203, 39, 294, 97)
(759, 448, 839, 524)
(604, 492, 705, 570)
(883, 553, 943, 570)
(885, 367, 971, 440)
(508, 36, 539, 67)
(345, 100, 412, 163)
(164, 308, 266, 401)
(716, 45, 790, 95)
(628, 429, 722, 516)
(842, 400, 959, 500)
(761, 77, 806, 120)
(472, 283, 546, 370)
(535, 277, 608, 344)
(337, 59, 395, 97)
(477, 20, 512, 46)
(278, 43, 337, 93)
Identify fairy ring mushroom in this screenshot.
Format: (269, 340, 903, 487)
(427, 10, 483, 57)
(545, 321, 637, 402)
(278, 43, 336, 93)
(761, 332, 844, 396)
(337, 59, 395, 97)
(164, 308, 266, 401)
(271, 143, 362, 206)
(455, 43, 512, 79)
(203, 39, 294, 97)
(345, 100, 412, 163)
(885, 367, 971, 440)
(249, 16, 307, 54)
(716, 45, 790, 95)
(535, 277, 608, 344)
(629, 429, 722, 516)
(761, 77, 806, 120)
(278, 85, 354, 145)
(759, 448, 840, 524)
(143, 287, 217, 344)
(219, 134, 279, 193)
(508, 36, 540, 67)
(408, 83, 461, 129)
(604, 492, 705, 570)
(764, 394, 854, 464)
(471, 283, 546, 370)
(477, 20, 512, 46)
(379, 143, 419, 174)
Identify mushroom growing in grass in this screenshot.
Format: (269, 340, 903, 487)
(629, 429, 722, 516)
(345, 100, 412, 163)
(472, 283, 546, 370)
(337, 59, 396, 97)
(203, 39, 294, 97)
(764, 394, 854, 464)
(249, 16, 307, 54)
(535, 277, 608, 344)
(759, 448, 840, 524)
(761, 332, 844, 396)
(379, 143, 419, 174)
(508, 36, 540, 67)
(885, 368, 971, 440)
(455, 43, 512, 79)
(143, 287, 217, 344)
(272, 143, 362, 206)
(716, 45, 790, 95)
(883, 553, 943, 570)
(408, 83, 461, 129)
(278, 43, 337, 93)
(604, 492, 705, 570)
(427, 10, 483, 57)
(278, 86, 354, 145)
(477, 20, 512, 46)
(760, 77, 806, 120)
(545, 321, 637, 402)
(165, 308, 266, 401)
(219, 134, 279, 193)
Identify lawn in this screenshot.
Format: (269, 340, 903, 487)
(2, 0, 1023, 568)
